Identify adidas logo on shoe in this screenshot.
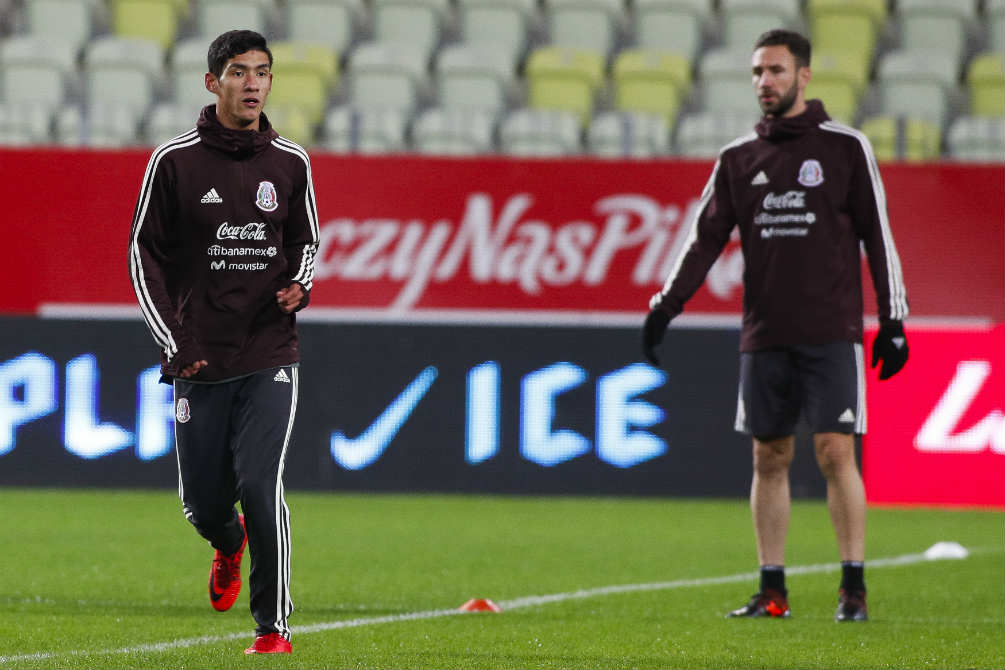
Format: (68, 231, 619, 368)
(201, 187, 223, 204)
(273, 369, 291, 383)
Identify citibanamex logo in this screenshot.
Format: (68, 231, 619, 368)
(217, 222, 267, 241)
(314, 192, 745, 309)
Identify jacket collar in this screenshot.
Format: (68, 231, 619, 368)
(196, 105, 278, 157)
(755, 99, 831, 141)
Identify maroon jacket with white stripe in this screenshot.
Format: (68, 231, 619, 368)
(129, 106, 319, 381)
(650, 100, 908, 352)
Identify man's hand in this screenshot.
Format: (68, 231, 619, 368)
(642, 309, 671, 365)
(179, 360, 208, 378)
(871, 320, 909, 380)
(276, 283, 305, 314)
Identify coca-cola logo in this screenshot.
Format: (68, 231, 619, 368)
(314, 192, 746, 309)
(217, 222, 267, 241)
(762, 190, 806, 210)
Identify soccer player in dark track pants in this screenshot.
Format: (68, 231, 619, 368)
(173, 365, 298, 639)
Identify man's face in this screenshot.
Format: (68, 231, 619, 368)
(751, 45, 807, 117)
(206, 49, 272, 130)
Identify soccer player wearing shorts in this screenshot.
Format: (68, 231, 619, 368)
(128, 30, 319, 653)
(642, 30, 909, 622)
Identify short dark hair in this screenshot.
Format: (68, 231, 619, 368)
(207, 30, 273, 78)
(754, 29, 811, 68)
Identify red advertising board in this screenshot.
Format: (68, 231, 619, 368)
(0, 149, 1001, 322)
(863, 326, 1005, 507)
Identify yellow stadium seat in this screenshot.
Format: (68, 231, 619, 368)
(860, 115, 940, 162)
(967, 52, 1005, 118)
(807, 0, 887, 26)
(112, 0, 180, 49)
(265, 104, 314, 146)
(803, 79, 857, 124)
(811, 13, 877, 62)
(525, 47, 605, 125)
(612, 50, 690, 124)
(811, 48, 870, 98)
(268, 42, 337, 124)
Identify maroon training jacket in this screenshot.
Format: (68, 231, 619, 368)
(650, 100, 909, 351)
(128, 106, 319, 381)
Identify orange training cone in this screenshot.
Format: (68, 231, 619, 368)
(458, 598, 502, 612)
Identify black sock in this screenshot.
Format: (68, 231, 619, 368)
(760, 565, 786, 595)
(841, 561, 866, 592)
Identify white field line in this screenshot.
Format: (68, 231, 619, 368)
(0, 546, 996, 665)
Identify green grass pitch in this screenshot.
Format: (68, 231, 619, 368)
(1, 489, 1001, 669)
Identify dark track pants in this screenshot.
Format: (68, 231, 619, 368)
(173, 365, 297, 639)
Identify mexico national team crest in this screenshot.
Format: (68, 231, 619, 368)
(175, 397, 191, 423)
(255, 180, 279, 212)
(797, 159, 824, 187)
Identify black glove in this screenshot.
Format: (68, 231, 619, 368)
(871, 320, 909, 380)
(642, 309, 671, 365)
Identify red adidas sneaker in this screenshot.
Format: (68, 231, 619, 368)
(209, 514, 247, 612)
(244, 632, 292, 654)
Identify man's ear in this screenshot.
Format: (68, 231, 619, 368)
(205, 72, 219, 95)
(797, 65, 811, 90)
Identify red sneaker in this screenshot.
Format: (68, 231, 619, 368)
(209, 514, 247, 612)
(244, 632, 292, 654)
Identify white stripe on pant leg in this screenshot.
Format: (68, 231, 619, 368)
(274, 367, 297, 639)
(854, 343, 867, 433)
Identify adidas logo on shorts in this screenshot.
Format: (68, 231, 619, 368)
(273, 369, 291, 383)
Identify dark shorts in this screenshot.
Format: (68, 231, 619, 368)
(735, 341, 866, 438)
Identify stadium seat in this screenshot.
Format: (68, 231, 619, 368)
(548, 0, 623, 56)
(879, 49, 957, 89)
(171, 37, 215, 111)
(803, 79, 858, 124)
(897, 0, 975, 75)
(85, 36, 165, 116)
(55, 102, 141, 147)
(633, 0, 709, 61)
(145, 102, 199, 144)
(411, 106, 496, 155)
(612, 49, 689, 124)
(23, 0, 96, 54)
(265, 103, 314, 145)
(811, 49, 871, 99)
(498, 108, 581, 156)
(285, 0, 361, 55)
(111, 0, 180, 50)
(268, 41, 338, 124)
(859, 115, 941, 162)
(989, 0, 1005, 52)
(436, 44, 514, 115)
(674, 110, 758, 157)
(719, 0, 800, 50)
(525, 46, 605, 125)
(322, 105, 408, 153)
(699, 47, 758, 114)
(967, 52, 1005, 117)
(193, 0, 271, 40)
(0, 101, 54, 145)
(348, 41, 429, 112)
(946, 115, 1005, 162)
(0, 35, 75, 109)
(457, 0, 536, 68)
(806, 0, 887, 26)
(372, 0, 449, 64)
(586, 110, 670, 158)
(877, 50, 956, 127)
(810, 10, 882, 65)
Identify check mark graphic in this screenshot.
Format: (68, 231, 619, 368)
(330, 366, 438, 470)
